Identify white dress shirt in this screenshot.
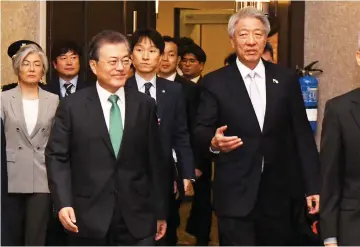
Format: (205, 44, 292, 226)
(165, 72, 177, 82)
(96, 82, 125, 131)
(191, 75, 201, 83)
(236, 58, 266, 116)
(135, 73, 157, 101)
(22, 99, 39, 135)
(59, 75, 78, 97)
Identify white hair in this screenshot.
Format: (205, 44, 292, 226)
(228, 7, 271, 38)
(12, 44, 48, 76)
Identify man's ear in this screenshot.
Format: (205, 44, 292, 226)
(356, 51, 360, 66)
(89, 60, 97, 76)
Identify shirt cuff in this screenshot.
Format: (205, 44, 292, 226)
(324, 237, 337, 245)
(209, 146, 220, 154)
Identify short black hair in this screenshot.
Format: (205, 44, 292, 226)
(52, 41, 82, 61)
(177, 37, 195, 56)
(224, 52, 237, 65)
(88, 30, 130, 61)
(162, 36, 178, 46)
(131, 28, 164, 54)
(181, 43, 206, 63)
(264, 42, 274, 59)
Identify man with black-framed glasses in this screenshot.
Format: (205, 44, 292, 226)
(180, 44, 206, 84)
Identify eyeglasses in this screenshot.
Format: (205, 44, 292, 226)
(100, 57, 132, 68)
(20, 61, 42, 70)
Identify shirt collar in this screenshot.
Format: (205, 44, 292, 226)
(191, 75, 201, 83)
(165, 72, 177, 82)
(96, 81, 125, 104)
(135, 73, 157, 90)
(236, 58, 265, 80)
(59, 75, 78, 88)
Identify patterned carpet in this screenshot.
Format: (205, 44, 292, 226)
(177, 201, 219, 246)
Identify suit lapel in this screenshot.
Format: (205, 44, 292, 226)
(85, 87, 115, 157)
(29, 88, 50, 139)
(9, 87, 32, 143)
(262, 62, 277, 134)
(351, 92, 360, 130)
(117, 87, 138, 160)
(155, 77, 166, 121)
(227, 64, 261, 133)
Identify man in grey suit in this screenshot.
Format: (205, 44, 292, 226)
(1, 40, 59, 245)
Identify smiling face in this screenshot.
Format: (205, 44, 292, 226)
(230, 16, 267, 69)
(18, 52, 44, 85)
(89, 42, 131, 93)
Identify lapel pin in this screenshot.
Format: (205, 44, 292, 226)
(162, 90, 165, 93)
(273, 79, 279, 84)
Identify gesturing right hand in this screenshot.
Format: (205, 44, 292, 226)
(59, 207, 79, 233)
(211, 125, 243, 153)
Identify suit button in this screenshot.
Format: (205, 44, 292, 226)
(16, 128, 20, 132)
(18, 146, 22, 150)
(112, 190, 118, 195)
(37, 147, 40, 150)
(41, 128, 45, 132)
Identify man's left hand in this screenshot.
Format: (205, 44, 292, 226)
(155, 220, 167, 241)
(306, 194, 320, 214)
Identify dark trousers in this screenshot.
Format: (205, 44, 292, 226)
(69, 211, 155, 246)
(157, 192, 182, 246)
(3, 193, 51, 246)
(45, 206, 68, 246)
(217, 173, 296, 246)
(186, 163, 212, 245)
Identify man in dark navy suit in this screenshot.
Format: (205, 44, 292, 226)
(126, 28, 195, 245)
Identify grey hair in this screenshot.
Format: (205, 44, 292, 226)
(12, 44, 49, 76)
(228, 7, 271, 38)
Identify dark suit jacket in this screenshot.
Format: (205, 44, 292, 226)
(195, 60, 320, 218)
(43, 76, 87, 98)
(174, 74, 203, 170)
(45, 85, 166, 239)
(127, 76, 195, 182)
(320, 88, 360, 245)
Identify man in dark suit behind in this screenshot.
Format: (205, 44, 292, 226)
(126, 28, 195, 245)
(44, 41, 89, 246)
(45, 30, 167, 246)
(157, 35, 200, 245)
(179, 42, 213, 246)
(319, 49, 360, 246)
(44, 41, 87, 98)
(195, 7, 320, 246)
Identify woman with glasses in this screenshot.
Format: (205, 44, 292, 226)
(1, 40, 59, 246)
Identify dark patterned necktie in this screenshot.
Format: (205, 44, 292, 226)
(64, 82, 73, 97)
(144, 82, 152, 98)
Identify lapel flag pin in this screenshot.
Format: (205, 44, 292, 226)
(273, 79, 279, 84)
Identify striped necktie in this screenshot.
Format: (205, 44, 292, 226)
(64, 82, 73, 97)
(144, 82, 152, 97)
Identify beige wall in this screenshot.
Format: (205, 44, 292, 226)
(157, 1, 235, 75)
(304, 2, 360, 142)
(156, 1, 234, 36)
(1, 1, 40, 86)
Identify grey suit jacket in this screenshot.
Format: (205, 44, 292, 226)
(1, 86, 59, 193)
